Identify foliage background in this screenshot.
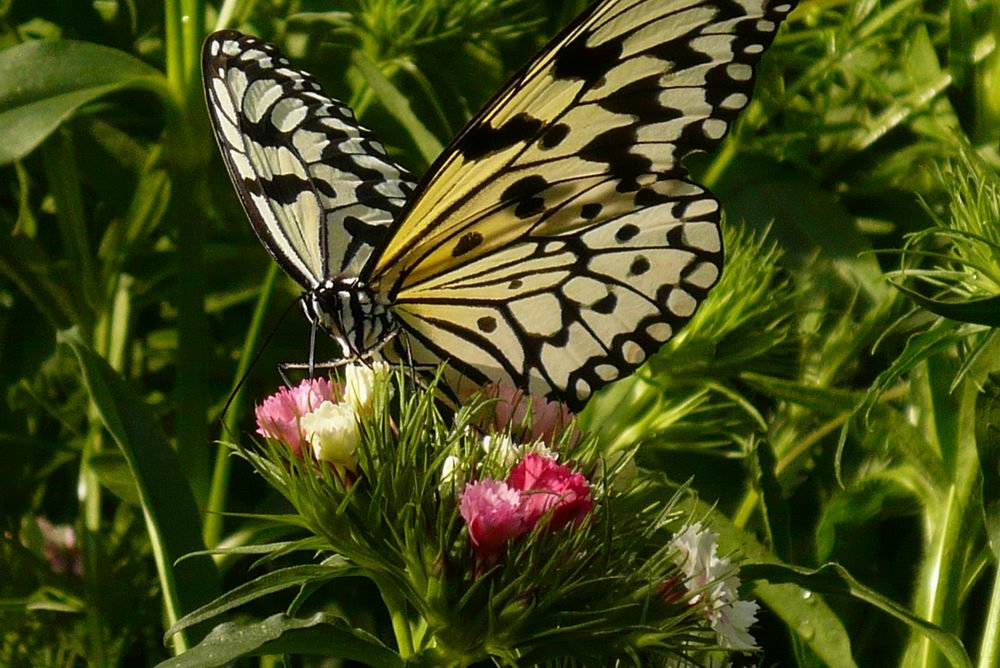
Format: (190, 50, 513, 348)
(2, 0, 1000, 666)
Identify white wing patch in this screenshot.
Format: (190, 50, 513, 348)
(202, 31, 417, 287)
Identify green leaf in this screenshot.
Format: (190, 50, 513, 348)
(0, 39, 166, 164)
(88, 452, 141, 505)
(976, 373, 1000, 560)
(751, 436, 792, 561)
(352, 51, 443, 165)
(814, 476, 914, 561)
(58, 328, 220, 651)
(156, 612, 403, 668)
(164, 561, 357, 641)
(715, 158, 886, 301)
(742, 562, 972, 668)
(890, 280, 1000, 327)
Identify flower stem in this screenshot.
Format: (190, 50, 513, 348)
(372, 573, 415, 657)
(977, 563, 1000, 668)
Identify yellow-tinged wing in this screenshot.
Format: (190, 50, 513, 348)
(368, 0, 796, 409)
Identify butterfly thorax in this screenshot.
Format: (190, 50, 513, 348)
(303, 278, 397, 357)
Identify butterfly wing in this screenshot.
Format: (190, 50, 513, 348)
(202, 31, 418, 287)
(366, 0, 796, 409)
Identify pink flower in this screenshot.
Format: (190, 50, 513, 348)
(36, 517, 83, 577)
(460, 480, 527, 560)
(507, 453, 592, 530)
(255, 378, 336, 456)
(484, 382, 577, 446)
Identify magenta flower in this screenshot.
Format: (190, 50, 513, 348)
(255, 378, 337, 456)
(484, 382, 577, 446)
(507, 453, 592, 530)
(459, 480, 527, 560)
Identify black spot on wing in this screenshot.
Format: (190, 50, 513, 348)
(477, 316, 498, 333)
(452, 232, 484, 257)
(635, 187, 673, 207)
(592, 292, 617, 314)
(460, 113, 545, 160)
(629, 256, 650, 276)
(501, 174, 549, 219)
(539, 123, 570, 149)
(579, 125, 651, 182)
(615, 223, 640, 242)
(581, 203, 602, 219)
(598, 76, 686, 124)
(553, 33, 622, 83)
(259, 173, 313, 205)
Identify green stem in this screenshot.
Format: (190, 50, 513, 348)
(203, 264, 279, 547)
(977, 564, 1000, 668)
(373, 573, 415, 658)
(905, 485, 964, 668)
(165, 0, 185, 93)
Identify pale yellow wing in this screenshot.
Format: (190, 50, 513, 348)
(367, 0, 796, 409)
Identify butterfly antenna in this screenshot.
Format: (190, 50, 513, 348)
(218, 293, 305, 441)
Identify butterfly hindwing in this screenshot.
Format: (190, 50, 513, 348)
(203, 31, 417, 286)
(366, 0, 795, 409)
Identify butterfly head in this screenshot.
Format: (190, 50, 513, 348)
(304, 278, 396, 358)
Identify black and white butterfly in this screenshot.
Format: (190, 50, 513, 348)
(202, 0, 796, 411)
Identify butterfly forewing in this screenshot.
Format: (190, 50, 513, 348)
(203, 31, 417, 286)
(366, 0, 796, 409)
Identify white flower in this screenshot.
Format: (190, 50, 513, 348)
(439, 454, 463, 493)
(344, 362, 388, 413)
(671, 522, 759, 651)
(481, 433, 520, 467)
(481, 433, 554, 468)
(300, 401, 360, 471)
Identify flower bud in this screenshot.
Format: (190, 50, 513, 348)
(344, 362, 388, 414)
(300, 401, 360, 472)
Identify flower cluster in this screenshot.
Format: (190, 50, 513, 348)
(668, 522, 760, 651)
(460, 452, 592, 560)
(254, 364, 387, 471)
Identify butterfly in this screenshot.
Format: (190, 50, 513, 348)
(202, 0, 796, 411)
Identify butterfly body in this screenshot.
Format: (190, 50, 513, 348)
(203, 0, 797, 410)
(303, 278, 397, 357)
